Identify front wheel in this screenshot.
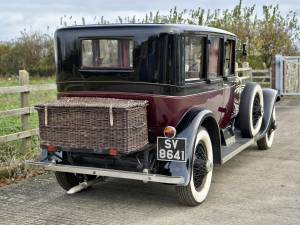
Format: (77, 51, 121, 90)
(175, 128, 213, 206)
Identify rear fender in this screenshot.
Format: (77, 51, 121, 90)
(257, 88, 278, 139)
(167, 108, 221, 186)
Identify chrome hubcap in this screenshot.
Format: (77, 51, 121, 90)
(206, 160, 213, 173)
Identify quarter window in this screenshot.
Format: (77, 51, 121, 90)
(81, 39, 133, 69)
(185, 36, 205, 81)
(208, 37, 221, 77)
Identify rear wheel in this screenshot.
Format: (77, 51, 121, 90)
(176, 128, 213, 206)
(55, 172, 79, 191)
(257, 107, 276, 150)
(239, 83, 264, 138)
(55, 172, 96, 191)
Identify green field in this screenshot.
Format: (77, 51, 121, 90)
(0, 76, 56, 169)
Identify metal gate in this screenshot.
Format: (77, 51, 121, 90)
(275, 55, 300, 95)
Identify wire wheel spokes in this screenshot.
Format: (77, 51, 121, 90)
(193, 142, 208, 190)
(252, 94, 262, 127)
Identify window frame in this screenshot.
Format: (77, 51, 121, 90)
(183, 34, 207, 83)
(207, 35, 223, 79)
(79, 37, 135, 72)
(223, 38, 236, 77)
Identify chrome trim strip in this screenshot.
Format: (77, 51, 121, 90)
(26, 161, 184, 184)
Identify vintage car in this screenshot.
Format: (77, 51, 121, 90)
(29, 24, 278, 206)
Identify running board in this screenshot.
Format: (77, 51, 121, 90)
(26, 161, 184, 185)
(221, 138, 255, 164)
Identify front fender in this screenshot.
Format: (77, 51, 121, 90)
(167, 108, 214, 186)
(257, 88, 278, 139)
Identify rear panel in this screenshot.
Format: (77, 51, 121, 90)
(55, 26, 183, 94)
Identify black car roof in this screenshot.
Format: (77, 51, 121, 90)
(56, 24, 236, 37)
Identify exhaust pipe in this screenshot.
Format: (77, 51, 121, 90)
(67, 177, 103, 194)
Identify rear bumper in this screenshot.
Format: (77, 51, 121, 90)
(26, 161, 184, 185)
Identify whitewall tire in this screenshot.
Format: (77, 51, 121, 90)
(176, 128, 213, 206)
(239, 83, 264, 138)
(257, 108, 276, 150)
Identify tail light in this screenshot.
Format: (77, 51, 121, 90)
(47, 145, 57, 153)
(163, 126, 176, 138)
(108, 148, 118, 156)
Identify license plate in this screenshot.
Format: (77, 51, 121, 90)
(157, 137, 186, 162)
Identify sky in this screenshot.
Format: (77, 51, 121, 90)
(0, 0, 299, 41)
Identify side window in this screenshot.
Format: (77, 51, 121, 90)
(224, 40, 235, 76)
(208, 37, 221, 78)
(185, 36, 205, 81)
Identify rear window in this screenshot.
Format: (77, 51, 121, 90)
(81, 39, 134, 69)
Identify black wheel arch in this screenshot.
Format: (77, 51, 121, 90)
(170, 107, 221, 186)
(176, 107, 221, 164)
(256, 88, 278, 140)
(201, 116, 221, 164)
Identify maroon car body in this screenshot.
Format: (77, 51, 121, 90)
(55, 24, 237, 141)
(60, 89, 234, 139)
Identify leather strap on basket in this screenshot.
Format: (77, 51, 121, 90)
(44, 106, 48, 127)
(109, 104, 113, 127)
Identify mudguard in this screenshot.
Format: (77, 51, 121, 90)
(257, 88, 278, 140)
(167, 108, 218, 186)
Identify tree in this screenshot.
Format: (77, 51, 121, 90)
(0, 44, 11, 74)
(114, 1, 299, 68)
(56, 1, 300, 69)
(256, 5, 299, 67)
(0, 31, 54, 76)
(0, 1, 299, 76)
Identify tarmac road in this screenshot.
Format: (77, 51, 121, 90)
(0, 97, 299, 225)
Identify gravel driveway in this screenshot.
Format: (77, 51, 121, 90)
(0, 97, 299, 225)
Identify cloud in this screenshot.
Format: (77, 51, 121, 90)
(0, 0, 299, 41)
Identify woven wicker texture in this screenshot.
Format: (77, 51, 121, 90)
(35, 97, 148, 154)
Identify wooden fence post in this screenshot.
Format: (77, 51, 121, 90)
(19, 70, 31, 154)
(242, 62, 252, 81)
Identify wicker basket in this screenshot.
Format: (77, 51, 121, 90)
(35, 97, 148, 154)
